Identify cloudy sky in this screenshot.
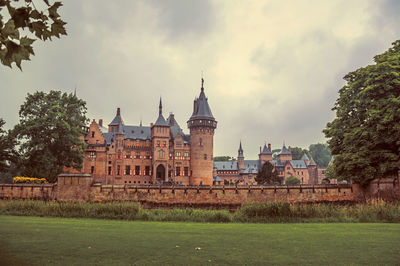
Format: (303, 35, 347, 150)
(1, 0, 399, 159)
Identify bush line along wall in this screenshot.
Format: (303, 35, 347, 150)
(0, 174, 399, 207)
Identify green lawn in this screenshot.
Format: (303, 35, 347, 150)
(0, 216, 399, 265)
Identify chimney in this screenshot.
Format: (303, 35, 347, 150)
(99, 119, 103, 127)
(117, 107, 120, 116)
(169, 113, 174, 126)
(268, 143, 271, 151)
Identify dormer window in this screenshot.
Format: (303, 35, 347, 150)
(91, 131, 95, 138)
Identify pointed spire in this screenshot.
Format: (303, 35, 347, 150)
(159, 97, 162, 115)
(201, 77, 204, 92)
(140, 118, 142, 127)
(238, 140, 244, 158)
(154, 98, 168, 127)
(74, 85, 77, 97)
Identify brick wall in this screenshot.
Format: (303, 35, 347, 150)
(1, 174, 398, 207)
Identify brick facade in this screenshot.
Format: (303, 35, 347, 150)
(74, 80, 216, 186)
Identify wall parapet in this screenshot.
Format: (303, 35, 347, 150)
(0, 176, 397, 208)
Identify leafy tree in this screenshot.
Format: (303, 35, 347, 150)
(324, 40, 400, 186)
(290, 147, 311, 160)
(308, 143, 331, 167)
(13, 91, 88, 182)
(214, 156, 236, 161)
(0, 118, 17, 172)
(0, 0, 67, 69)
(255, 161, 280, 185)
(285, 175, 300, 185)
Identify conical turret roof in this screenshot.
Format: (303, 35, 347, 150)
(260, 143, 272, 155)
(308, 158, 317, 166)
(279, 145, 291, 155)
(154, 98, 169, 127)
(189, 78, 215, 120)
(301, 153, 310, 161)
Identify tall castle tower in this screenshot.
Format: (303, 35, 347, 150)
(151, 98, 170, 184)
(187, 79, 217, 185)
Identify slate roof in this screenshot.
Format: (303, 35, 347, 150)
(279, 145, 291, 155)
(154, 113, 169, 126)
(123, 125, 151, 140)
(166, 114, 191, 143)
(301, 153, 310, 161)
(243, 160, 260, 174)
(109, 114, 123, 126)
(167, 114, 183, 138)
(189, 79, 215, 120)
(290, 160, 307, 169)
(273, 160, 287, 167)
(260, 144, 272, 154)
(213, 161, 238, 171)
(103, 132, 116, 145)
(308, 158, 317, 166)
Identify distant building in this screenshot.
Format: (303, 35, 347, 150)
(213, 142, 320, 185)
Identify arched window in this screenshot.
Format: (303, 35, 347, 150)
(199, 138, 203, 147)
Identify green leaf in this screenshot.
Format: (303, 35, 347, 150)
(3, 19, 19, 39)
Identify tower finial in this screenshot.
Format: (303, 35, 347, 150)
(201, 74, 204, 92)
(74, 85, 77, 97)
(159, 97, 162, 115)
(140, 117, 142, 127)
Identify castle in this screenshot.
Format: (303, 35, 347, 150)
(213, 142, 319, 185)
(82, 79, 216, 186)
(81, 79, 322, 186)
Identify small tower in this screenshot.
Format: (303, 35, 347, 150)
(238, 140, 244, 174)
(151, 98, 170, 184)
(187, 78, 217, 185)
(259, 143, 273, 166)
(307, 157, 318, 184)
(277, 143, 292, 162)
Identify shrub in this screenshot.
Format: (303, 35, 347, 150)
(285, 176, 300, 185)
(13, 177, 48, 184)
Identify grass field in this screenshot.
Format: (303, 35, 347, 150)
(0, 216, 399, 265)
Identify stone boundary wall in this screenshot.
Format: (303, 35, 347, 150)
(87, 184, 354, 207)
(0, 183, 56, 200)
(0, 174, 398, 207)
